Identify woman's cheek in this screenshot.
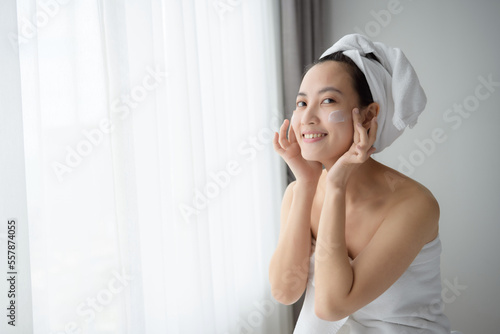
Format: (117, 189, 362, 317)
(294, 127, 301, 141)
(327, 110, 345, 123)
(291, 114, 300, 133)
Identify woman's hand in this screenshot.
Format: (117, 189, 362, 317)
(273, 119, 323, 185)
(326, 108, 378, 188)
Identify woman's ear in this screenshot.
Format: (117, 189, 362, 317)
(361, 102, 379, 127)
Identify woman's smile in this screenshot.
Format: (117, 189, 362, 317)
(302, 132, 328, 143)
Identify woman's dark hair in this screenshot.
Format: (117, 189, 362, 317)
(304, 51, 380, 108)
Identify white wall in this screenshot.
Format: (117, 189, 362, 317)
(324, 0, 500, 333)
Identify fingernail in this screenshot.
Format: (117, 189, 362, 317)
(354, 108, 359, 114)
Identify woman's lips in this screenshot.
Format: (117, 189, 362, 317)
(302, 133, 327, 143)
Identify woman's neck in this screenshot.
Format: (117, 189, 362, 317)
(321, 157, 383, 205)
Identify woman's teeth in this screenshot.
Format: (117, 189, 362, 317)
(303, 133, 326, 139)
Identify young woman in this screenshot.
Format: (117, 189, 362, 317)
(269, 34, 458, 333)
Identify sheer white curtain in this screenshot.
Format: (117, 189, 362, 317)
(18, 0, 291, 333)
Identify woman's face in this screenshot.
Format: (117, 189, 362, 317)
(292, 61, 360, 162)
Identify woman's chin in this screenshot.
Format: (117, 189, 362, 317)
(301, 151, 323, 162)
(301, 150, 345, 164)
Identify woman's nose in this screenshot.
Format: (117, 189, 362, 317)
(301, 106, 319, 124)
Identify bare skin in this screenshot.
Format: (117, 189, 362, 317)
(268, 61, 439, 321)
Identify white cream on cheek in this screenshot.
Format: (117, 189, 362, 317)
(328, 110, 345, 123)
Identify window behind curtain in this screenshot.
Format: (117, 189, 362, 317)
(17, 0, 292, 333)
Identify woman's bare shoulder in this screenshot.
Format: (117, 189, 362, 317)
(379, 165, 440, 239)
(381, 165, 438, 203)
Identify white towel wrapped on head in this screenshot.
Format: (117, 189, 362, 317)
(320, 34, 427, 153)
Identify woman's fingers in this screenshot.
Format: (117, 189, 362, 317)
(352, 108, 361, 144)
(358, 116, 377, 153)
(368, 116, 378, 147)
(273, 132, 284, 154)
(357, 122, 369, 148)
(351, 108, 378, 160)
(278, 119, 290, 149)
(274, 119, 297, 156)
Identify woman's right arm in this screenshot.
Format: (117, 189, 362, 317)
(269, 118, 321, 304)
(268, 179, 317, 305)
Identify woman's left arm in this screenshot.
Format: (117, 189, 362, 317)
(313, 109, 439, 321)
(314, 184, 439, 321)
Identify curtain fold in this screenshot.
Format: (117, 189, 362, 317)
(18, 0, 292, 333)
(280, 0, 325, 122)
(279, 0, 326, 326)
(0, 1, 34, 333)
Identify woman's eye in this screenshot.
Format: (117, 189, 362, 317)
(323, 98, 335, 104)
(297, 101, 306, 107)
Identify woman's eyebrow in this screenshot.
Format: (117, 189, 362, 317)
(297, 86, 343, 97)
